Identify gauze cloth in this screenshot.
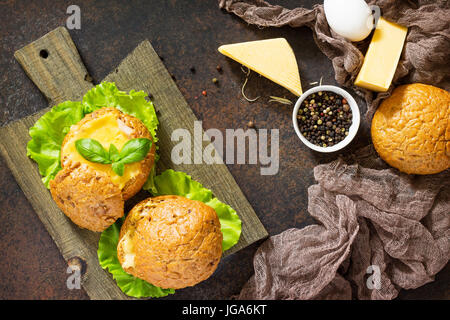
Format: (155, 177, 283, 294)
(238, 146, 449, 299)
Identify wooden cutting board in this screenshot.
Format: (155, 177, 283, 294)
(0, 27, 268, 299)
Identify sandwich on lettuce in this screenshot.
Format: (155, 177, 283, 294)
(27, 82, 242, 298)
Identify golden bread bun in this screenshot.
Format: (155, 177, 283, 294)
(50, 107, 156, 232)
(371, 83, 449, 174)
(50, 162, 124, 232)
(60, 107, 155, 200)
(117, 195, 223, 289)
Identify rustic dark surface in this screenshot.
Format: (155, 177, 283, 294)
(0, 0, 447, 300)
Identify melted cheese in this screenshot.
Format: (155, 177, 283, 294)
(119, 231, 135, 269)
(61, 113, 141, 189)
(218, 38, 303, 96)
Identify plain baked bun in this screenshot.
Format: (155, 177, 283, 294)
(371, 83, 449, 175)
(50, 162, 124, 232)
(117, 195, 223, 289)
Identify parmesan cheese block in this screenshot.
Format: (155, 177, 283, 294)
(218, 38, 303, 96)
(355, 18, 408, 92)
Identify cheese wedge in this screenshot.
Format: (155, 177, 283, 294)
(218, 38, 302, 96)
(355, 18, 408, 92)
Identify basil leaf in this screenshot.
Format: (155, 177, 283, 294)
(75, 138, 151, 176)
(111, 162, 125, 176)
(118, 138, 152, 164)
(109, 144, 121, 162)
(75, 139, 111, 164)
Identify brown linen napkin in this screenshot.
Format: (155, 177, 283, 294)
(219, 0, 450, 122)
(238, 146, 450, 299)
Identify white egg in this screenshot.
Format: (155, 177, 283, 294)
(324, 0, 374, 42)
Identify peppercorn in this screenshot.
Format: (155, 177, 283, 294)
(202, 90, 207, 96)
(296, 90, 353, 147)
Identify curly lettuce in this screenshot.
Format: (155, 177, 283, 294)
(27, 82, 159, 189)
(27, 101, 84, 187)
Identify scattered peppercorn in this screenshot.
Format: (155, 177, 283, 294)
(216, 65, 223, 73)
(190, 66, 196, 73)
(202, 90, 207, 96)
(212, 78, 219, 85)
(297, 91, 352, 147)
(247, 121, 255, 128)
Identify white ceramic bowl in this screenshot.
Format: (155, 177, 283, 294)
(292, 85, 360, 153)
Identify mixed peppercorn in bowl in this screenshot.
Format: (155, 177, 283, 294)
(292, 85, 360, 153)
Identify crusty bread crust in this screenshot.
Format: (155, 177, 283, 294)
(50, 162, 124, 232)
(51, 107, 156, 232)
(117, 195, 223, 289)
(61, 107, 156, 200)
(372, 83, 450, 175)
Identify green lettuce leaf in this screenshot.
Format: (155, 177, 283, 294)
(27, 82, 159, 189)
(142, 164, 158, 194)
(98, 218, 175, 299)
(98, 169, 242, 298)
(27, 101, 85, 187)
(82, 82, 159, 143)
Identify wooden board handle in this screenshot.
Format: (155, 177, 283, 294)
(14, 27, 93, 106)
